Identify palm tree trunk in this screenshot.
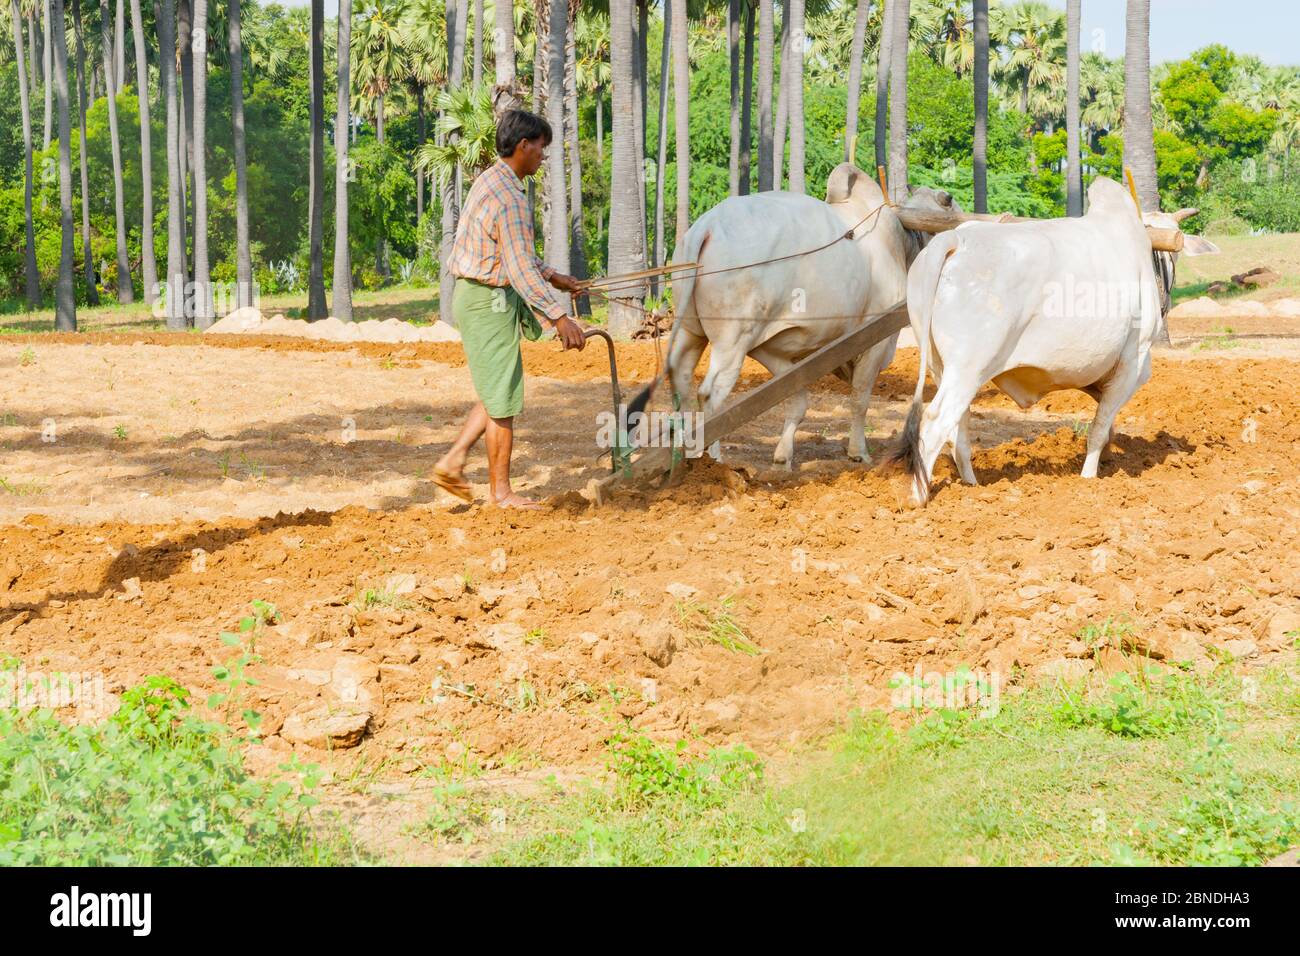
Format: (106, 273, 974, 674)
(493, 0, 516, 113)
(100, 0, 133, 302)
(564, 0, 588, 312)
(28, 11, 38, 118)
(158, 0, 184, 329)
(1065, 0, 1082, 216)
(130, 0, 157, 300)
(51, 0, 75, 329)
(886, 0, 908, 202)
(653, 0, 670, 276)
(1123, 0, 1158, 210)
(177, 0, 191, 297)
(229, 0, 252, 308)
(307, 0, 326, 318)
(671, 0, 689, 234)
(772, 0, 788, 189)
(415, 84, 425, 224)
(543, 0, 569, 272)
(973, 0, 988, 212)
(786, 0, 805, 193)
(727, 0, 740, 195)
(333, 0, 352, 321)
(844, 0, 868, 164)
(757, 0, 773, 191)
(114, 0, 123, 92)
(633, 0, 648, 268)
(11, 1, 41, 308)
(72, 0, 99, 306)
(608, 0, 646, 337)
(43, 0, 52, 151)
(472, 0, 483, 89)
(191, 0, 212, 323)
(739, 3, 753, 195)
(596, 86, 603, 163)
(874, 0, 891, 173)
(439, 0, 466, 326)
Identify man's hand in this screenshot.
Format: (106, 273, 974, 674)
(552, 315, 587, 351)
(548, 272, 585, 295)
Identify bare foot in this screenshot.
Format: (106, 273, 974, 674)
(491, 492, 544, 510)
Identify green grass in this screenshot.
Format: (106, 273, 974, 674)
(675, 596, 763, 655)
(474, 658, 1300, 866)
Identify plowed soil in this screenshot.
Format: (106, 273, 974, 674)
(2, 327, 1298, 780)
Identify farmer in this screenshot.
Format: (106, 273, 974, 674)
(432, 109, 587, 509)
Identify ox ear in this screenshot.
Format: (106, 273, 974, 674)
(1182, 234, 1220, 256)
(938, 190, 954, 208)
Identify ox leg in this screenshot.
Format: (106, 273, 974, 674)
(915, 379, 981, 504)
(667, 326, 708, 412)
(1082, 355, 1151, 478)
(750, 347, 807, 469)
(952, 411, 978, 485)
(847, 336, 897, 463)
(698, 355, 746, 461)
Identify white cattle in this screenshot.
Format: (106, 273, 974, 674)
(890, 175, 1219, 504)
(661, 163, 956, 467)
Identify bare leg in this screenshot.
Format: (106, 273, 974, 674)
(435, 402, 489, 477)
(485, 414, 539, 508)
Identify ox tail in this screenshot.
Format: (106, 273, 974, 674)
(626, 226, 707, 420)
(884, 229, 960, 504)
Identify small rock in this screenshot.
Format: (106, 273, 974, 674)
(115, 577, 143, 602)
(280, 705, 371, 749)
(1030, 657, 1094, 683)
(665, 582, 698, 601)
(639, 621, 676, 668)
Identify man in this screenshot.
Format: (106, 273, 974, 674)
(432, 110, 587, 510)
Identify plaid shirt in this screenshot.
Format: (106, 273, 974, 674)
(449, 160, 568, 323)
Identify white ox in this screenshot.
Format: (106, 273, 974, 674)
(890, 175, 1218, 504)
(663, 163, 955, 467)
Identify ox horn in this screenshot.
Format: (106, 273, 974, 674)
(1171, 207, 1199, 223)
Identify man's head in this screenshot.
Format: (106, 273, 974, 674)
(497, 109, 552, 178)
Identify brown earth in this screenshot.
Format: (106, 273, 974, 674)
(2, 330, 1299, 783)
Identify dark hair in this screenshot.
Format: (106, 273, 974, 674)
(496, 109, 552, 158)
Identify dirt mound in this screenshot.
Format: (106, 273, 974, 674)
(206, 307, 461, 344)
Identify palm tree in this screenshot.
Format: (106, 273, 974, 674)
(608, 0, 646, 336)
(653, 0, 670, 272)
(772, 0, 788, 188)
(874, 0, 891, 172)
(128, 0, 156, 301)
(564, 0, 588, 303)
(542, 0, 569, 272)
(672, 0, 689, 231)
(756, 0, 772, 190)
(786, 0, 805, 193)
(190, 0, 212, 324)
(226, 0, 253, 308)
(727, 0, 740, 192)
(1123, 0, 1158, 210)
(70, 0, 98, 305)
(843, 0, 868, 163)
(439, 0, 465, 326)
(402, 0, 447, 226)
(1065, 0, 1081, 215)
(305, 0, 326, 318)
(918, 0, 974, 76)
(998, 1, 1064, 127)
(99, 0, 133, 302)
(10, 0, 40, 308)
(575, 10, 609, 162)
(493, 0, 517, 113)
(158, 0, 184, 329)
(50, 0, 75, 329)
(471, 0, 481, 88)
(43, 0, 52, 151)
(738, 0, 753, 193)
(886, 0, 907, 202)
(973, 0, 988, 211)
(334, 0, 353, 321)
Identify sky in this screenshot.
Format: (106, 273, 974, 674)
(289, 1, 1297, 68)
(1041, 0, 1296, 66)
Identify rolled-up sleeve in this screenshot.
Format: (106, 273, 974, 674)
(497, 201, 568, 323)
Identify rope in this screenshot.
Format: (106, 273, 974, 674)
(588, 199, 893, 300)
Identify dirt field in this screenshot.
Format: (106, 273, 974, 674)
(2, 318, 1299, 786)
